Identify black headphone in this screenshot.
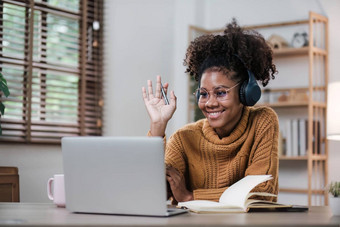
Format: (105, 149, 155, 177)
(238, 68, 261, 106)
(196, 55, 261, 106)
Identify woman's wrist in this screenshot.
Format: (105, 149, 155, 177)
(150, 122, 167, 137)
(185, 192, 194, 201)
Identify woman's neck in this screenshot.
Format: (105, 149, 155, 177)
(215, 106, 244, 139)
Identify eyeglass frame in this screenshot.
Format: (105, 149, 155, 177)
(194, 82, 240, 103)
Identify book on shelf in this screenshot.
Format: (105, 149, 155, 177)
(311, 120, 321, 154)
(291, 119, 299, 157)
(281, 119, 320, 157)
(298, 119, 307, 156)
(284, 120, 292, 157)
(177, 175, 291, 213)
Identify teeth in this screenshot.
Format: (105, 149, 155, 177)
(209, 112, 221, 116)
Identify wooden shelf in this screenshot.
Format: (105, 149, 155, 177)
(273, 47, 309, 57)
(312, 101, 327, 108)
(279, 156, 308, 160)
(259, 102, 308, 108)
(311, 154, 328, 161)
(266, 12, 329, 206)
(273, 46, 327, 57)
(279, 188, 325, 195)
(312, 47, 327, 56)
(279, 155, 327, 161)
(258, 101, 326, 108)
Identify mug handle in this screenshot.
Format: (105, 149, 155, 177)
(47, 178, 54, 200)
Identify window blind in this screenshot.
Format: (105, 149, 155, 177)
(0, 0, 103, 144)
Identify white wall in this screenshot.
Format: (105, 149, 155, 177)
(102, 0, 176, 136)
(0, 144, 62, 202)
(0, 0, 339, 204)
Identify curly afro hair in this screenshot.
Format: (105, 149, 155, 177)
(183, 19, 277, 87)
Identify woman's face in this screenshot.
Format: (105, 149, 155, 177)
(198, 71, 243, 138)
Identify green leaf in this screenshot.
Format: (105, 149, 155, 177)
(0, 81, 10, 97)
(0, 72, 10, 97)
(0, 102, 4, 115)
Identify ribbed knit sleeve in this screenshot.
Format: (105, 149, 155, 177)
(193, 187, 228, 202)
(164, 130, 188, 174)
(244, 107, 279, 201)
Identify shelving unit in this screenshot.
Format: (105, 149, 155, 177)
(188, 12, 328, 206)
(256, 12, 329, 206)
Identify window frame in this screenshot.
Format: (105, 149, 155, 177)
(0, 0, 103, 144)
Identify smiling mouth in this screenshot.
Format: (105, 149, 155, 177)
(207, 110, 224, 119)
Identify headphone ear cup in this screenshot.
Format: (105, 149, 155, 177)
(239, 71, 261, 106)
(196, 89, 200, 104)
(239, 81, 248, 106)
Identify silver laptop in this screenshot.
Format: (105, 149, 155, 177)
(62, 136, 187, 217)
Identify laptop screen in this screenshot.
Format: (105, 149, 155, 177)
(62, 136, 170, 216)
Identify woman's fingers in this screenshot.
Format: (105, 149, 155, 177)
(147, 79, 154, 99)
(170, 90, 176, 107)
(142, 87, 148, 102)
(145, 76, 166, 100)
(155, 75, 161, 99)
(166, 166, 181, 184)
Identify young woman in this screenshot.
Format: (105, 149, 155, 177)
(142, 19, 278, 204)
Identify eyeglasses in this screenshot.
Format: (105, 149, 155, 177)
(194, 83, 240, 103)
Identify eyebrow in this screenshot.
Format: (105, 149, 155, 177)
(199, 85, 230, 90)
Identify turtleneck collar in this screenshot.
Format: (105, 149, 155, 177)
(201, 106, 250, 145)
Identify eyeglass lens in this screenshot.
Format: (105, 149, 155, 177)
(196, 83, 239, 103)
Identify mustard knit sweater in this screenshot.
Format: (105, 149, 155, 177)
(165, 106, 279, 202)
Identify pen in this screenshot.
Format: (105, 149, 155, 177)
(161, 83, 169, 105)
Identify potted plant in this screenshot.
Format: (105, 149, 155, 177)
(0, 72, 10, 135)
(329, 181, 340, 216)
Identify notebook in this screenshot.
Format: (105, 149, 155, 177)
(62, 136, 187, 217)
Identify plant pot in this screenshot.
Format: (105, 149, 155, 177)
(329, 196, 340, 216)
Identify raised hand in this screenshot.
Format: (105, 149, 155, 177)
(142, 75, 177, 137)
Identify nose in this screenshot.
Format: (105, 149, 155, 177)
(205, 94, 219, 107)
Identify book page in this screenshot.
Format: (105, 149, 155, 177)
(178, 200, 241, 210)
(219, 175, 273, 210)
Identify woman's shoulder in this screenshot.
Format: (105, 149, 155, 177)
(248, 106, 279, 127)
(250, 106, 278, 119)
(168, 119, 205, 144)
(176, 118, 206, 134)
(170, 119, 206, 139)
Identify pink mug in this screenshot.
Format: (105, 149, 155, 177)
(47, 174, 65, 207)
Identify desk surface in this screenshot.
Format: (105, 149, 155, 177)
(0, 203, 339, 227)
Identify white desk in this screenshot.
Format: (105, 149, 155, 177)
(0, 203, 339, 227)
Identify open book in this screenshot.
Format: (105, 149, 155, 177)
(178, 175, 290, 213)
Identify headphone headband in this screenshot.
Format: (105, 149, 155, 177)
(195, 54, 261, 106)
(233, 54, 261, 106)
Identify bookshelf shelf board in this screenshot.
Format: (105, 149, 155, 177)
(312, 47, 327, 56)
(259, 102, 308, 108)
(279, 188, 325, 195)
(311, 154, 327, 161)
(273, 47, 309, 57)
(312, 102, 327, 108)
(262, 87, 308, 92)
(244, 19, 309, 30)
(272, 46, 326, 57)
(279, 156, 308, 160)
(279, 155, 327, 161)
(259, 101, 326, 108)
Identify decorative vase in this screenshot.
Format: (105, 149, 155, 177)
(329, 196, 340, 216)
